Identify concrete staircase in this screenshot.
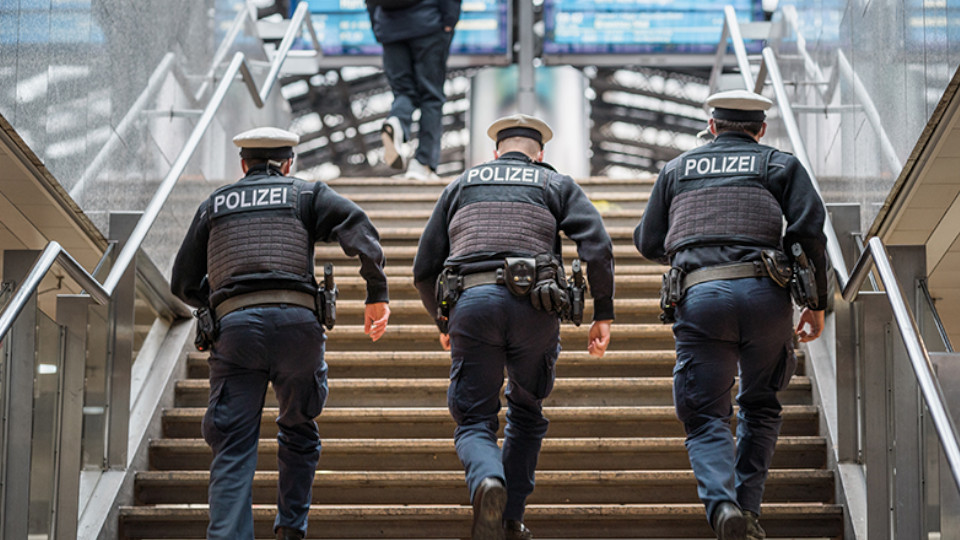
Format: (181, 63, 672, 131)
(118, 175, 843, 539)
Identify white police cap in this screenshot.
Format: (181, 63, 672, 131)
(486, 114, 554, 146)
(706, 90, 773, 122)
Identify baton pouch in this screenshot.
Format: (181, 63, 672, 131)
(503, 257, 536, 297)
(761, 249, 793, 288)
(436, 268, 462, 318)
(659, 267, 685, 324)
(193, 307, 218, 351)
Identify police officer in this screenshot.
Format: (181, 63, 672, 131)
(635, 90, 828, 540)
(171, 127, 391, 540)
(413, 114, 615, 540)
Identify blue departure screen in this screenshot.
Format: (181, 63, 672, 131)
(291, 0, 509, 56)
(544, 0, 763, 55)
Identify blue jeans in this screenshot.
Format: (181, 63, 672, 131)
(381, 30, 453, 171)
(672, 278, 796, 522)
(447, 285, 561, 522)
(203, 305, 328, 539)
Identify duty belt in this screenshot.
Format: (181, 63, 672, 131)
(682, 261, 768, 293)
(461, 270, 502, 290)
(216, 289, 315, 320)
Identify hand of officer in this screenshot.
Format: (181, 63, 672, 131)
(796, 308, 824, 342)
(364, 302, 390, 342)
(439, 333, 451, 351)
(587, 320, 612, 357)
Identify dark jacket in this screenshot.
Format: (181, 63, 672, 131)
(367, 0, 461, 44)
(413, 152, 615, 326)
(635, 131, 829, 309)
(171, 165, 389, 309)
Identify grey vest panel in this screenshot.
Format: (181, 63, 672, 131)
(449, 201, 556, 258)
(207, 214, 312, 291)
(664, 185, 782, 253)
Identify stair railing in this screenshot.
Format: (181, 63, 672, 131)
(713, 6, 960, 539)
(0, 4, 320, 539)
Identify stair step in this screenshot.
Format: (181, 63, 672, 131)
(372, 226, 644, 242)
(174, 376, 813, 408)
(134, 468, 834, 505)
(330, 297, 664, 325)
(149, 436, 827, 471)
(316, 244, 654, 265)
(118, 502, 843, 539)
(186, 349, 681, 379)
(340, 191, 651, 212)
(363, 207, 647, 228)
(162, 405, 820, 439)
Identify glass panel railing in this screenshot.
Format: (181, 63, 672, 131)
(29, 309, 63, 539)
(82, 302, 109, 471)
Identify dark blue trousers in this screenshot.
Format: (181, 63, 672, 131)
(203, 305, 328, 540)
(447, 285, 561, 522)
(672, 278, 796, 522)
(381, 30, 453, 171)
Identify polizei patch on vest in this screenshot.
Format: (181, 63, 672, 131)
(465, 164, 544, 186)
(211, 184, 294, 217)
(679, 153, 761, 179)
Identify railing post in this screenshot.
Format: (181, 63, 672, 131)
(860, 291, 893, 540)
(828, 203, 861, 463)
(1, 250, 41, 539)
(54, 294, 91, 540)
(888, 245, 926, 539)
(106, 212, 140, 468)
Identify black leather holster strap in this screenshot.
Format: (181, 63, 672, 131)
(461, 270, 502, 290)
(681, 261, 768, 294)
(216, 289, 316, 320)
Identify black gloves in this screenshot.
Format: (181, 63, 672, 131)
(530, 254, 568, 314)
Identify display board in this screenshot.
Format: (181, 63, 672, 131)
(543, 0, 763, 58)
(290, 0, 511, 63)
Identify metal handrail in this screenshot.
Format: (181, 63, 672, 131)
(0, 2, 321, 340)
(0, 243, 108, 339)
(711, 7, 850, 286)
(843, 237, 960, 494)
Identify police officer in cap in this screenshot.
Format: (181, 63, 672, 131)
(635, 90, 828, 540)
(413, 113, 615, 540)
(171, 127, 391, 540)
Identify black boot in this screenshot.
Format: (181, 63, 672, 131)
(472, 477, 507, 540)
(276, 526, 304, 540)
(711, 501, 746, 540)
(504, 519, 533, 540)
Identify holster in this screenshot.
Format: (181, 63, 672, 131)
(436, 268, 462, 319)
(789, 243, 819, 309)
(193, 307, 218, 351)
(761, 249, 793, 288)
(659, 267, 685, 324)
(565, 259, 586, 326)
(317, 262, 337, 330)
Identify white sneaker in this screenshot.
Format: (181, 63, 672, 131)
(381, 116, 405, 170)
(404, 159, 440, 181)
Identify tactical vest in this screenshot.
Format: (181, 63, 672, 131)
(664, 144, 782, 254)
(206, 174, 313, 293)
(448, 158, 557, 259)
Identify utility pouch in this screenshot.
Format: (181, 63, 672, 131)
(789, 243, 819, 309)
(316, 262, 337, 330)
(566, 259, 586, 326)
(193, 307, 218, 351)
(659, 267, 685, 324)
(761, 249, 793, 288)
(503, 257, 536, 297)
(436, 268, 462, 319)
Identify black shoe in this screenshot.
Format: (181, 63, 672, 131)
(504, 519, 533, 540)
(275, 526, 304, 540)
(743, 510, 766, 540)
(712, 501, 746, 540)
(472, 477, 507, 540)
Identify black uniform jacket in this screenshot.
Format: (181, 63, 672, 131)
(635, 132, 829, 309)
(413, 152, 615, 326)
(171, 166, 389, 309)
